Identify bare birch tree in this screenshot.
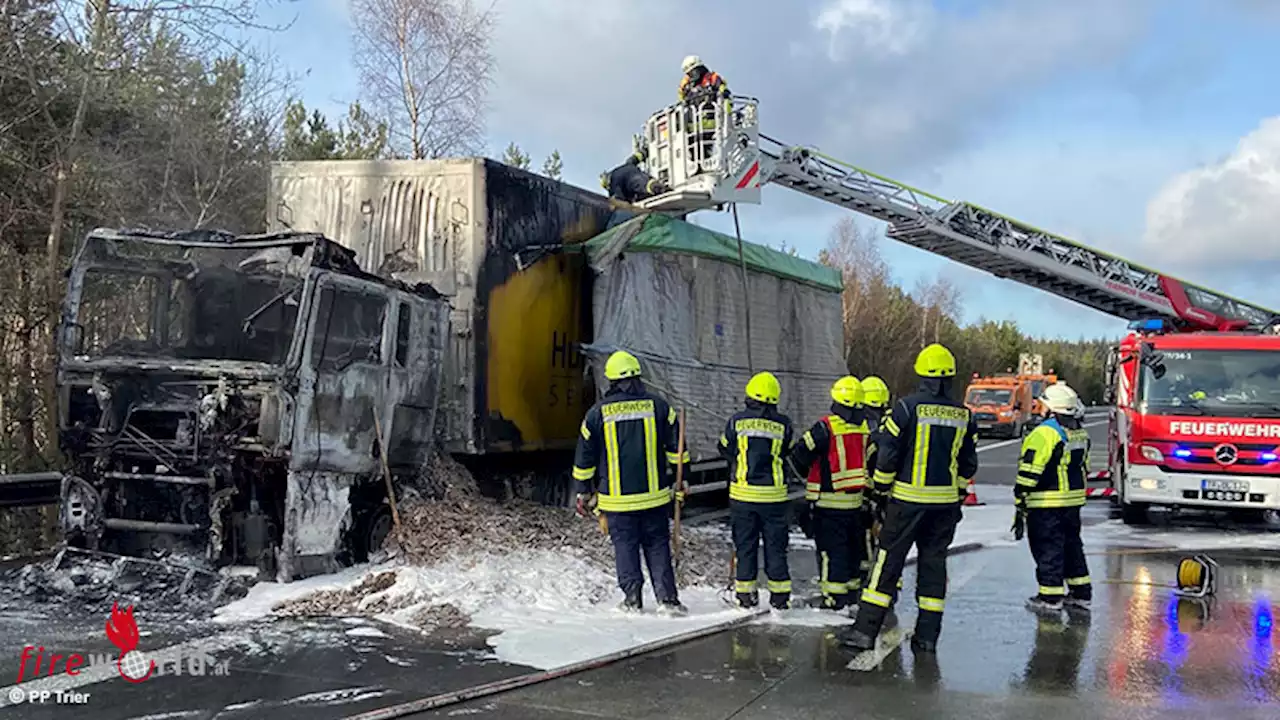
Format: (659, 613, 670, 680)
(349, 0, 495, 159)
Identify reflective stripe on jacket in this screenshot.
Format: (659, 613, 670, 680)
(572, 388, 689, 512)
(794, 413, 869, 509)
(719, 403, 795, 503)
(1016, 418, 1089, 509)
(872, 387, 979, 505)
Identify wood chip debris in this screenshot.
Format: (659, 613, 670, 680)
(388, 452, 732, 586)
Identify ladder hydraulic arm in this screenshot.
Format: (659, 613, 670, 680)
(634, 96, 1278, 332)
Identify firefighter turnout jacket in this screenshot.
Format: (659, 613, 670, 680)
(573, 387, 689, 512)
(678, 68, 730, 103)
(604, 152, 668, 203)
(1016, 418, 1089, 508)
(719, 403, 795, 503)
(792, 405, 870, 510)
(873, 386, 979, 504)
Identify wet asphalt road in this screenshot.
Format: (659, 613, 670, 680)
(5, 411, 1280, 719)
(971, 409, 1110, 488)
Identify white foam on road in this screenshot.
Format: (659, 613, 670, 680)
(216, 548, 753, 672)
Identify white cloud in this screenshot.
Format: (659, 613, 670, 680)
(1143, 116, 1280, 276)
(812, 0, 928, 58)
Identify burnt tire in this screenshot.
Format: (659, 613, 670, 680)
(352, 505, 394, 564)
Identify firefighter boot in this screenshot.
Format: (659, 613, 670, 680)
(1026, 595, 1064, 614)
(618, 585, 643, 613)
(736, 591, 759, 609)
(1064, 597, 1091, 612)
(770, 591, 791, 611)
(840, 605, 896, 650)
(911, 637, 938, 654)
(657, 599, 689, 617)
(839, 629, 875, 652)
(804, 592, 851, 611)
(913, 605, 943, 653)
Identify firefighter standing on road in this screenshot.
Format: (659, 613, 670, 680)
(573, 351, 690, 616)
(859, 375, 892, 587)
(1014, 382, 1092, 613)
(842, 344, 979, 654)
(719, 372, 797, 610)
(791, 376, 871, 611)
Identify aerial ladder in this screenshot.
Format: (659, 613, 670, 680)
(633, 96, 1280, 332)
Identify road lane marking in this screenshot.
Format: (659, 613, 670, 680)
(977, 419, 1106, 454)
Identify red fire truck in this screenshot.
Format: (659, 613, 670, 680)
(1101, 278, 1280, 524)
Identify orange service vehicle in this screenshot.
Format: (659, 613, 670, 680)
(964, 373, 1035, 438)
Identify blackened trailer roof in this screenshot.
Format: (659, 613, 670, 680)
(80, 227, 443, 300)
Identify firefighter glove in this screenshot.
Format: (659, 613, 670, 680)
(575, 492, 598, 518)
(1012, 507, 1026, 541)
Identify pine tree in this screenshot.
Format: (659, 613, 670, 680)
(541, 149, 563, 180)
(502, 142, 531, 170)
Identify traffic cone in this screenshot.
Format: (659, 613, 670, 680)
(962, 478, 984, 506)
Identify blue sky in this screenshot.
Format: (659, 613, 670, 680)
(255, 0, 1280, 340)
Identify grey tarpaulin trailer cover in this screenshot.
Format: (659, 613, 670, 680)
(576, 213, 846, 463)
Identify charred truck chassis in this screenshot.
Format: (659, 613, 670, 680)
(56, 228, 450, 581)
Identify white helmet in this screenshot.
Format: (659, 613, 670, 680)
(682, 55, 702, 74)
(1041, 382, 1082, 417)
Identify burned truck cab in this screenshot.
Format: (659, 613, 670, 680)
(56, 228, 449, 581)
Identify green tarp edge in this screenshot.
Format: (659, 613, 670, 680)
(580, 214, 843, 293)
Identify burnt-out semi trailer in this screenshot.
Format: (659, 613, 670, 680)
(268, 159, 845, 499)
(270, 160, 617, 490)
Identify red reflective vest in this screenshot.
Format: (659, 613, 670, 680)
(805, 415, 868, 509)
(678, 71, 728, 101)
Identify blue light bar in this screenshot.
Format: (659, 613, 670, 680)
(1173, 448, 1192, 458)
(1263, 452, 1277, 462)
(1128, 318, 1166, 332)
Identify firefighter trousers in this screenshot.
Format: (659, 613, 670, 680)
(731, 500, 791, 605)
(853, 500, 961, 644)
(606, 505, 678, 604)
(859, 503, 879, 586)
(1026, 506, 1091, 601)
(813, 506, 864, 607)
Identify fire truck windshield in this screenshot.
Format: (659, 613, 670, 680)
(1138, 349, 1280, 417)
(966, 388, 1013, 405)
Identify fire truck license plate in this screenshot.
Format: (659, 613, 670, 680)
(1202, 479, 1249, 494)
